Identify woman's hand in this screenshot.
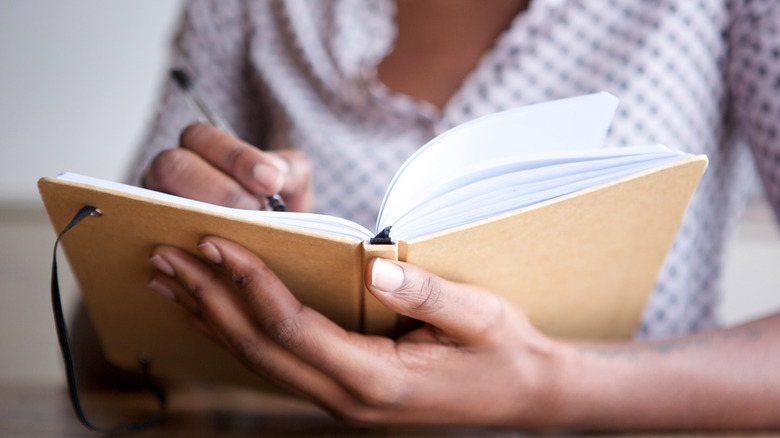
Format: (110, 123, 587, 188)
(146, 237, 780, 431)
(142, 124, 313, 212)
(147, 236, 568, 429)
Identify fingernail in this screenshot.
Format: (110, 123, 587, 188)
(234, 194, 262, 210)
(149, 254, 175, 277)
(370, 259, 405, 292)
(198, 241, 223, 264)
(148, 279, 176, 300)
(252, 162, 282, 192)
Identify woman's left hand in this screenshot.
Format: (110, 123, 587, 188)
(148, 236, 569, 429)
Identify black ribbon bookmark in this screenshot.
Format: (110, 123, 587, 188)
(51, 205, 167, 432)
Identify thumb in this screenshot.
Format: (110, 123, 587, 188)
(268, 149, 313, 212)
(365, 258, 505, 343)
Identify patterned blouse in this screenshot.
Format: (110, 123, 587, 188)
(129, 0, 780, 339)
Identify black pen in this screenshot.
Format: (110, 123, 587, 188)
(170, 68, 287, 212)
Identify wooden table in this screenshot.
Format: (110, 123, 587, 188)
(1, 384, 777, 437)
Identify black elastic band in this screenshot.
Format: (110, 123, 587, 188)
(52, 205, 167, 432)
(369, 226, 393, 245)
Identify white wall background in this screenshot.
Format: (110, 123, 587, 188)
(0, 0, 184, 202)
(0, 0, 778, 386)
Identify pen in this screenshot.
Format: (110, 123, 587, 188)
(170, 68, 287, 212)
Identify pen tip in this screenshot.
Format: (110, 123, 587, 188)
(170, 68, 192, 90)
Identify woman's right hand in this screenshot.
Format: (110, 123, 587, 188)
(142, 123, 313, 212)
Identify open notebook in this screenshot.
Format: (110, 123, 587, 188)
(56, 93, 691, 244)
(39, 93, 707, 388)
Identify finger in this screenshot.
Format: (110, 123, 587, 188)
(149, 245, 355, 406)
(273, 149, 313, 212)
(194, 237, 407, 399)
(180, 123, 288, 197)
(187, 315, 217, 341)
(147, 268, 200, 315)
(365, 258, 510, 345)
(143, 146, 262, 209)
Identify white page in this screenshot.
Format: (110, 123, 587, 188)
(376, 92, 620, 233)
(389, 151, 672, 235)
(391, 153, 686, 239)
(385, 145, 669, 225)
(55, 173, 374, 241)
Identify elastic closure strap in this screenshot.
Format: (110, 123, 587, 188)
(369, 226, 393, 245)
(51, 205, 167, 432)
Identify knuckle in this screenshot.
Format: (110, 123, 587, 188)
(188, 267, 221, 303)
(472, 294, 510, 344)
(217, 187, 257, 209)
(226, 257, 267, 291)
(187, 284, 203, 301)
(224, 144, 250, 174)
(231, 272, 250, 289)
(264, 307, 304, 349)
(328, 377, 410, 424)
(232, 336, 267, 370)
(147, 148, 189, 191)
(411, 276, 444, 315)
(353, 377, 406, 409)
(179, 123, 208, 148)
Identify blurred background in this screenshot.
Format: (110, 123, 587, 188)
(1, 1, 778, 386)
(0, 0, 184, 384)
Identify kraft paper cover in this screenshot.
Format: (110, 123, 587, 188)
(38, 155, 706, 388)
(400, 156, 707, 339)
(39, 178, 363, 388)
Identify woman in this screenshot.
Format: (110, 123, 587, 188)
(119, 0, 779, 430)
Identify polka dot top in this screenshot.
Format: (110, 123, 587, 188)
(129, 0, 780, 339)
